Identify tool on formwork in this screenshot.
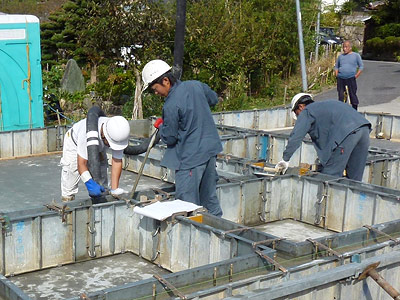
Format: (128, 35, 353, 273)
(345, 85, 351, 106)
(358, 262, 400, 300)
(254, 163, 316, 176)
(129, 128, 159, 199)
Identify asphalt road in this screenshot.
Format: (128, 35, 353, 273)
(314, 60, 400, 113)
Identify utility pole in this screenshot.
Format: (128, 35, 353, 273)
(296, 0, 308, 92)
(315, 1, 321, 62)
(173, 0, 186, 80)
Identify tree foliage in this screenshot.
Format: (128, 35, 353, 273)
(38, 0, 321, 117)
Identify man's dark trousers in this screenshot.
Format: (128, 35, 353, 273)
(337, 77, 359, 107)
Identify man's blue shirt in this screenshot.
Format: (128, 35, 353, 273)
(159, 80, 222, 170)
(335, 52, 364, 79)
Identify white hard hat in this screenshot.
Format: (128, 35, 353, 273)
(141, 59, 172, 92)
(103, 116, 130, 150)
(290, 93, 313, 120)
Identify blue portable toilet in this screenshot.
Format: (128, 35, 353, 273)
(0, 14, 44, 131)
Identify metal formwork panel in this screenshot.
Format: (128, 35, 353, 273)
(218, 183, 245, 224)
(300, 178, 323, 226)
(266, 177, 300, 222)
(387, 158, 400, 190)
(41, 214, 73, 268)
(12, 131, 31, 157)
(159, 221, 191, 271)
(374, 194, 400, 225)
(74, 208, 89, 261)
(98, 205, 116, 256)
(241, 180, 264, 226)
(138, 216, 158, 262)
(325, 185, 347, 232)
(31, 129, 48, 155)
(222, 111, 256, 129)
(392, 116, 400, 140)
(342, 189, 376, 232)
(4, 219, 40, 276)
(0, 131, 13, 157)
(114, 205, 136, 253)
(258, 107, 291, 130)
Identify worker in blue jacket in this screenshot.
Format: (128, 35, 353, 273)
(276, 93, 371, 181)
(141, 59, 223, 217)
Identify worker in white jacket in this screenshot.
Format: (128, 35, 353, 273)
(60, 115, 130, 201)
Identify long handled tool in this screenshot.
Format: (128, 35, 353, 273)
(129, 128, 159, 199)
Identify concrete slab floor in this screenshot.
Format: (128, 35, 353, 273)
(254, 219, 336, 242)
(9, 253, 170, 300)
(0, 154, 172, 213)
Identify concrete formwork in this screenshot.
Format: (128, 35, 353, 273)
(1, 109, 400, 300)
(0, 202, 275, 278)
(213, 107, 400, 141)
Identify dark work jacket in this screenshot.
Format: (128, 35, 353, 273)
(283, 100, 371, 166)
(159, 80, 223, 170)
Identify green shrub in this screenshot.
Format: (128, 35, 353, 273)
(376, 23, 400, 39)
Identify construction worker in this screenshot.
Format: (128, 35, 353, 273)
(60, 115, 130, 201)
(276, 93, 371, 181)
(334, 40, 364, 110)
(141, 59, 223, 217)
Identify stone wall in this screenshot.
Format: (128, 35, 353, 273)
(339, 12, 371, 52)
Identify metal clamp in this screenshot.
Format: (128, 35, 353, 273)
(363, 225, 400, 245)
(44, 202, 70, 223)
(255, 249, 288, 274)
(153, 274, 186, 299)
(252, 238, 285, 250)
(0, 215, 11, 231)
(307, 238, 343, 260)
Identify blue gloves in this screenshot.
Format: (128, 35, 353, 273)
(85, 179, 105, 197)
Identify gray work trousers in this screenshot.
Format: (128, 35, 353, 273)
(321, 125, 370, 181)
(175, 156, 223, 217)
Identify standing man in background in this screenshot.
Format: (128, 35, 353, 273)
(141, 59, 223, 217)
(334, 40, 364, 110)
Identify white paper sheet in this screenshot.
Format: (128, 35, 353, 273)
(133, 200, 202, 221)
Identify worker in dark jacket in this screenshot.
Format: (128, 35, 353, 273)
(276, 93, 371, 181)
(141, 59, 223, 216)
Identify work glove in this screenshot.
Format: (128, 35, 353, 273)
(110, 187, 128, 198)
(85, 178, 106, 197)
(275, 160, 289, 174)
(154, 118, 163, 129)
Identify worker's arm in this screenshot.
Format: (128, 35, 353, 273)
(110, 157, 122, 190)
(160, 105, 179, 146)
(77, 154, 105, 197)
(355, 54, 364, 79)
(77, 154, 89, 177)
(201, 83, 218, 107)
(282, 111, 313, 162)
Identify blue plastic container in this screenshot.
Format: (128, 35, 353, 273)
(0, 15, 44, 131)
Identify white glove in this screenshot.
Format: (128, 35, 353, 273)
(110, 188, 127, 198)
(275, 160, 289, 174)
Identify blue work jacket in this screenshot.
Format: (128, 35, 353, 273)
(159, 80, 222, 170)
(283, 100, 371, 166)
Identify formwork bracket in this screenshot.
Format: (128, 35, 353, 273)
(222, 227, 250, 238)
(0, 215, 10, 231)
(252, 238, 285, 250)
(307, 238, 343, 260)
(255, 249, 288, 274)
(153, 274, 187, 299)
(363, 225, 400, 245)
(44, 202, 69, 223)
